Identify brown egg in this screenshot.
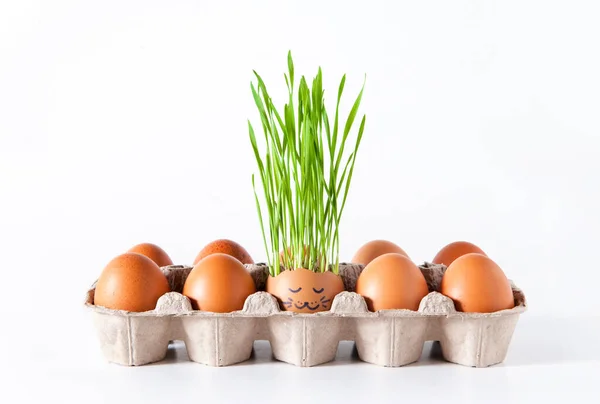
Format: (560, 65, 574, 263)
(352, 240, 409, 265)
(279, 245, 321, 267)
(194, 239, 254, 265)
(440, 253, 514, 313)
(127, 242, 173, 267)
(265, 268, 344, 313)
(355, 253, 428, 311)
(183, 253, 256, 312)
(279, 245, 309, 261)
(432, 241, 486, 266)
(94, 252, 170, 312)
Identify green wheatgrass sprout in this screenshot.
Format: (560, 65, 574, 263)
(248, 51, 366, 277)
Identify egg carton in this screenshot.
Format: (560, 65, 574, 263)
(84, 263, 526, 368)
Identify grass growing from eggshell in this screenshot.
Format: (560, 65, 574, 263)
(249, 51, 366, 276)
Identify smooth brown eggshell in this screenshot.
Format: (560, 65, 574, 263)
(355, 253, 429, 311)
(440, 253, 514, 313)
(127, 242, 173, 267)
(194, 239, 254, 265)
(351, 240, 409, 265)
(94, 252, 171, 312)
(183, 253, 256, 313)
(432, 241, 486, 266)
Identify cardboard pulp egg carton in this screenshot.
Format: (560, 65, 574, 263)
(84, 263, 527, 368)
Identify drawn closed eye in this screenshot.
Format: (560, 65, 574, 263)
(312, 287, 324, 294)
(288, 287, 302, 293)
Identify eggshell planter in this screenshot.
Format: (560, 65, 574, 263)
(265, 267, 345, 313)
(85, 263, 526, 368)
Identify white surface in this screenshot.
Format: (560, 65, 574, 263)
(1, 0, 599, 402)
(2, 315, 600, 403)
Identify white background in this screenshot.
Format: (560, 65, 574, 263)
(1, 0, 599, 403)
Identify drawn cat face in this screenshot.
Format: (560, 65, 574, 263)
(281, 286, 331, 311)
(265, 268, 345, 313)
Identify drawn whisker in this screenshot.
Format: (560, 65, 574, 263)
(320, 296, 328, 301)
(320, 299, 331, 304)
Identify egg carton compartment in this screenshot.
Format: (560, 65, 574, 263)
(84, 263, 526, 368)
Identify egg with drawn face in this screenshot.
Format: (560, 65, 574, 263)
(265, 268, 345, 313)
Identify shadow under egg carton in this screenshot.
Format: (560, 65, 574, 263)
(84, 263, 526, 368)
